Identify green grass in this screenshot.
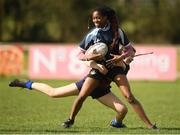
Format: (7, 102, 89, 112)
(0, 77, 180, 134)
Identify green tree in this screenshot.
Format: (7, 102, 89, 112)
(1, 0, 180, 44)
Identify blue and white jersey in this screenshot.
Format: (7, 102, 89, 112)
(79, 23, 131, 55)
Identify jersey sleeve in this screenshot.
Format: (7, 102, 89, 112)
(79, 28, 101, 51)
(119, 29, 131, 46)
(79, 36, 87, 51)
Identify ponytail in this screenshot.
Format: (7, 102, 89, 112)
(106, 8, 119, 51)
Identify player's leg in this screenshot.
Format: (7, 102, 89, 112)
(70, 77, 99, 120)
(62, 77, 99, 128)
(9, 79, 79, 97)
(31, 82, 78, 97)
(97, 92, 128, 128)
(114, 74, 156, 129)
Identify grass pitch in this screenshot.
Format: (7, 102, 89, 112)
(0, 77, 180, 134)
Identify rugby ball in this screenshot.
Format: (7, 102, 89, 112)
(85, 42, 108, 57)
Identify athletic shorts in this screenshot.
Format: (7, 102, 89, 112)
(87, 69, 106, 81)
(75, 76, 111, 99)
(87, 62, 130, 81)
(106, 63, 130, 80)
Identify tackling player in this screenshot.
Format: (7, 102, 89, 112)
(9, 59, 129, 128)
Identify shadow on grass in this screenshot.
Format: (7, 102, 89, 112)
(158, 127, 180, 131)
(128, 127, 180, 130)
(1, 127, 180, 134)
(0, 129, 83, 134)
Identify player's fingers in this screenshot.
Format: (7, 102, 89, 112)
(93, 54, 103, 61)
(100, 69, 108, 75)
(106, 61, 115, 67)
(106, 64, 114, 68)
(110, 53, 115, 57)
(106, 58, 115, 63)
(92, 49, 97, 54)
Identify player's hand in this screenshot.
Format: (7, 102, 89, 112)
(97, 64, 108, 75)
(115, 61, 126, 70)
(106, 54, 124, 68)
(123, 46, 135, 65)
(124, 56, 134, 65)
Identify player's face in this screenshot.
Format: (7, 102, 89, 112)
(92, 11, 108, 28)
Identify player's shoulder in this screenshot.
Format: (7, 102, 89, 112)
(87, 28, 100, 36)
(87, 23, 111, 37)
(118, 28, 125, 34)
(85, 28, 100, 42)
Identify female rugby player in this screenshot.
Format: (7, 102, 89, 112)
(64, 6, 157, 129)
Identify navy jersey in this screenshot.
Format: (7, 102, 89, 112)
(79, 23, 131, 57)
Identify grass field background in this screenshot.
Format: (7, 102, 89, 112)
(0, 77, 180, 134)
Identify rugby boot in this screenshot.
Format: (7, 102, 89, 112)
(9, 79, 33, 89)
(149, 124, 158, 130)
(110, 119, 126, 128)
(62, 118, 74, 128)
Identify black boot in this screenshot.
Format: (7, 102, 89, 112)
(62, 119, 74, 128)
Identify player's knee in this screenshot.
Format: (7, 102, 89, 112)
(48, 88, 61, 97)
(116, 104, 128, 115)
(49, 90, 57, 98)
(121, 105, 128, 114)
(126, 95, 136, 104)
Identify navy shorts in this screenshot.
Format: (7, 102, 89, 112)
(87, 62, 130, 81)
(87, 69, 106, 81)
(75, 77, 111, 99)
(106, 63, 130, 80)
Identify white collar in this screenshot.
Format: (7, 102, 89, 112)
(96, 23, 110, 31)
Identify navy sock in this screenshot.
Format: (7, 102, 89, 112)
(113, 119, 122, 124)
(25, 80, 33, 89)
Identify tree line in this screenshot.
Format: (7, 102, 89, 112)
(0, 0, 180, 44)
